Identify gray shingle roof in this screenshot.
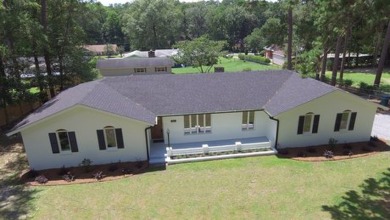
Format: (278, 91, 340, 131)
(96, 57, 173, 69)
(11, 70, 338, 133)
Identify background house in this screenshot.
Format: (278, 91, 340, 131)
(264, 45, 285, 66)
(96, 57, 174, 76)
(83, 44, 118, 56)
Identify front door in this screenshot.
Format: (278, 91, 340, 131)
(151, 117, 164, 142)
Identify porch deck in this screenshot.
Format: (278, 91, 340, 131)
(149, 136, 276, 165)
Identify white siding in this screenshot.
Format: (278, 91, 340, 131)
(99, 66, 172, 76)
(276, 91, 377, 148)
(21, 106, 149, 170)
(162, 111, 276, 145)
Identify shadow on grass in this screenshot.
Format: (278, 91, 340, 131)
(322, 168, 390, 219)
(0, 134, 40, 219)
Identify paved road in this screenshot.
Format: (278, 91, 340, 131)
(371, 113, 390, 141)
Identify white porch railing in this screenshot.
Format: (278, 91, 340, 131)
(166, 141, 272, 157)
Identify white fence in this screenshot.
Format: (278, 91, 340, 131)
(166, 141, 272, 157)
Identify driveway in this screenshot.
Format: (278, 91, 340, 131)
(371, 113, 390, 141)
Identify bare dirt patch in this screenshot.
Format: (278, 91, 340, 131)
(277, 139, 389, 162)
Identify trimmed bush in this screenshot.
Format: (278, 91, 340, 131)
(237, 54, 271, 65)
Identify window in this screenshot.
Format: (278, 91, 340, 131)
(297, 113, 320, 134)
(48, 129, 79, 154)
(134, 68, 146, 73)
(242, 111, 255, 130)
(96, 127, 125, 150)
(334, 110, 357, 131)
(155, 67, 167, 72)
(184, 114, 211, 134)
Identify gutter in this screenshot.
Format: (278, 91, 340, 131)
(268, 116, 279, 150)
(144, 126, 153, 163)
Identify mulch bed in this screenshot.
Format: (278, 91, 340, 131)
(21, 161, 151, 186)
(277, 139, 389, 162)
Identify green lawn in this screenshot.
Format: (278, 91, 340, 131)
(172, 57, 281, 74)
(26, 152, 390, 219)
(325, 71, 390, 86)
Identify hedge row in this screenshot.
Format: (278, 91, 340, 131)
(238, 54, 271, 65)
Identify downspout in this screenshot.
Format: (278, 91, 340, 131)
(144, 126, 153, 163)
(269, 116, 279, 150)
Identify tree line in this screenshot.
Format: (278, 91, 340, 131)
(1, 0, 390, 125)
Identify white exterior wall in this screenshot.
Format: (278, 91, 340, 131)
(21, 106, 149, 170)
(276, 91, 377, 148)
(162, 111, 276, 145)
(99, 66, 172, 76)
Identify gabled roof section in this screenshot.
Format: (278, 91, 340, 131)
(9, 79, 156, 134)
(102, 70, 293, 116)
(264, 75, 336, 116)
(97, 57, 173, 69)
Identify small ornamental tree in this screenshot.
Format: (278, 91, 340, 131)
(174, 36, 226, 73)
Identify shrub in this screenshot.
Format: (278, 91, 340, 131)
(243, 67, 252, 72)
(278, 149, 289, 155)
(35, 175, 48, 184)
(92, 171, 105, 180)
(63, 172, 75, 182)
(323, 150, 334, 159)
(237, 54, 270, 65)
(344, 79, 353, 87)
(306, 147, 317, 153)
(297, 151, 307, 157)
(370, 136, 379, 142)
(343, 144, 352, 150)
(79, 158, 93, 173)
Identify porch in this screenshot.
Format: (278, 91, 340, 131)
(149, 136, 277, 165)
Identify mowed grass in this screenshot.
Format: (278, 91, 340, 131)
(29, 152, 390, 219)
(172, 57, 280, 74)
(325, 70, 390, 86)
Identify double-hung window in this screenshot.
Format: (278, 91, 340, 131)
(242, 111, 255, 130)
(184, 114, 211, 134)
(96, 126, 125, 150)
(297, 113, 320, 134)
(334, 110, 357, 131)
(48, 129, 79, 154)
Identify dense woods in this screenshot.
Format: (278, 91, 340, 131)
(1, 0, 390, 125)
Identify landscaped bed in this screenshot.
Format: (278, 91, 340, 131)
(277, 138, 389, 162)
(21, 160, 149, 186)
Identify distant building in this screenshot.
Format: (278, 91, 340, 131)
(83, 44, 118, 56)
(264, 45, 285, 66)
(97, 56, 174, 76)
(124, 49, 178, 58)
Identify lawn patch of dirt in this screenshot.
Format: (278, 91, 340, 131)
(277, 139, 389, 162)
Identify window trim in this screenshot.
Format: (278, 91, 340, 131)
(155, 66, 167, 72)
(134, 67, 146, 73)
(184, 114, 212, 135)
(334, 110, 357, 132)
(297, 113, 320, 135)
(49, 129, 79, 154)
(104, 126, 117, 148)
(242, 111, 255, 130)
(97, 127, 125, 150)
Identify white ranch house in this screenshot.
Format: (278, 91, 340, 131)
(7, 70, 385, 170)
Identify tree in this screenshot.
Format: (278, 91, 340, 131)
(174, 36, 226, 73)
(122, 0, 180, 50)
(374, 20, 390, 87)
